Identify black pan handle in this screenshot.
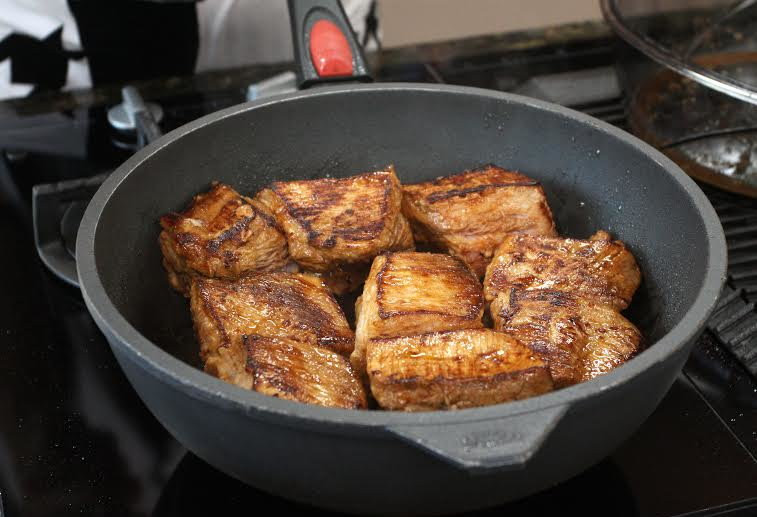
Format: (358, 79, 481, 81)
(386, 404, 568, 473)
(288, 0, 372, 89)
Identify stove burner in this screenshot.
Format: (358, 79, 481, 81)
(107, 98, 163, 132)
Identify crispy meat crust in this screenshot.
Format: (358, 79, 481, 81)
(491, 288, 642, 387)
(367, 329, 553, 411)
(189, 272, 355, 392)
(245, 334, 366, 409)
(159, 183, 289, 295)
(255, 167, 414, 284)
(484, 230, 641, 310)
(402, 165, 556, 277)
(351, 252, 485, 379)
(169, 169, 646, 410)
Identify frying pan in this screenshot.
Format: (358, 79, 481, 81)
(75, 1, 727, 515)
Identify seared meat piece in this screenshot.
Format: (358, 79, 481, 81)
(255, 167, 414, 291)
(491, 288, 642, 387)
(352, 252, 484, 378)
(367, 329, 553, 411)
(189, 272, 354, 389)
(484, 231, 641, 311)
(244, 335, 366, 409)
(402, 165, 556, 277)
(485, 231, 642, 387)
(159, 183, 289, 295)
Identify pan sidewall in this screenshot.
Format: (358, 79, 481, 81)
(99, 315, 698, 515)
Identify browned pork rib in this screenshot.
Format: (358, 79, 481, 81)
(159, 183, 289, 295)
(484, 230, 641, 311)
(255, 166, 414, 293)
(244, 334, 366, 409)
(367, 329, 553, 411)
(491, 288, 642, 387)
(189, 272, 355, 391)
(402, 165, 556, 277)
(351, 252, 484, 379)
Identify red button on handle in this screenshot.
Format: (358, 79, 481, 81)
(309, 19, 354, 77)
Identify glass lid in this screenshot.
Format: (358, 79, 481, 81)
(601, 0, 757, 105)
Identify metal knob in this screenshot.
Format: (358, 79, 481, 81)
(107, 86, 164, 147)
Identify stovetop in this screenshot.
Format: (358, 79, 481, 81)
(1, 32, 757, 517)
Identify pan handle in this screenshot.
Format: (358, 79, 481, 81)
(287, 0, 372, 89)
(385, 404, 568, 473)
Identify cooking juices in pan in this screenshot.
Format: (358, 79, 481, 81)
(158, 164, 643, 411)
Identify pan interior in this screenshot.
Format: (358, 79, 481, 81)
(93, 88, 710, 376)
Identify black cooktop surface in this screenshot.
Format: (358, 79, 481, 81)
(1, 36, 757, 517)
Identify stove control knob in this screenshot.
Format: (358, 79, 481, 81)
(107, 86, 164, 147)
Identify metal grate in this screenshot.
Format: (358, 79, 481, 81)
(705, 185, 757, 303)
(702, 186, 757, 375)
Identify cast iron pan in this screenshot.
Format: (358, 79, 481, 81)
(75, 1, 727, 514)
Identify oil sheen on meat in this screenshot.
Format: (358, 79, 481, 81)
(245, 334, 366, 409)
(168, 167, 647, 411)
(352, 252, 484, 380)
(159, 183, 290, 295)
(255, 166, 414, 293)
(189, 272, 364, 408)
(402, 165, 556, 277)
(367, 329, 553, 411)
(484, 230, 641, 310)
(491, 288, 642, 387)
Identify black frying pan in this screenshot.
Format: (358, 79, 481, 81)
(75, 1, 727, 515)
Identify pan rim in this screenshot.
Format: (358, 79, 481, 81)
(76, 82, 727, 430)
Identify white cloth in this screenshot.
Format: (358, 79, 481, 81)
(0, 0, 91, 99)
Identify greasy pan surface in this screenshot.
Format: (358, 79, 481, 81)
(78, 84, 725, 427)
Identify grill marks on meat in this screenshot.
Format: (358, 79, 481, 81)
(491, 288, 642, 387)
(485, 230, 642, 387)
(245, 335, 366, 409)
(376, 252, 483, 320)
(352, 252, 484, 380)
(159, 183, 289, 295)
(484, 231, 641, 310)
(367, 329, 553, 411)
(191, 272, 354, 356)
(189, 273, 365, 408)
(165, 165, 645, 410)
(353, 252, 553, 410)
(402, 165, 556, 277)
(256, 167, 414, 293)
